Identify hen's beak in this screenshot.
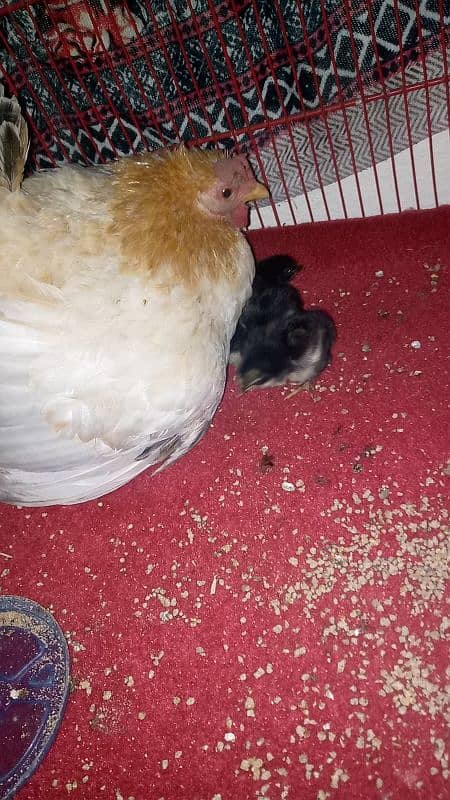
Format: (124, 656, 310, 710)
(243, 181, 270, 203)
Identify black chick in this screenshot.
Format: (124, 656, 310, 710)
(230, 255, 336, 392)
(252, 254, 301, 287)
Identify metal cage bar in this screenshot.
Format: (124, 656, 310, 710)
(272, 0, 331, 221)
(318, 0, 366, 217)
(364, 0, 402, 214)
(392, 0, 420, 209)
(343, 0, 384, 216)
(414, 0, 439, 206)
(294, 0, 349, 219)
(439, 0, 450, 129)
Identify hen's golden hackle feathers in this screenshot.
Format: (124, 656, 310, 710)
(110, 147, 240, 288)
(0, 87, 29, 192)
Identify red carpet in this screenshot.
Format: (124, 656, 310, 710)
(1, 207, 449, 800)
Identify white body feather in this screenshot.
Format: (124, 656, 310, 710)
(0, 165, 254, 505)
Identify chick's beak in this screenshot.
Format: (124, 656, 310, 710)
(237, 369, 264, 393)
(242, 181, 270, 203)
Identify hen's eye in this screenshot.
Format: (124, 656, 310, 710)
(222, 188, 232, 198)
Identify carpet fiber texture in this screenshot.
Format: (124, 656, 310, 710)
(1, 206, 449, 800)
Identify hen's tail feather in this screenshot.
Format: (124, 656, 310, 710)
(0, 86, 29, 192)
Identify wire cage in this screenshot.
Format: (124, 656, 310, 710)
(0, 0, 449, 228)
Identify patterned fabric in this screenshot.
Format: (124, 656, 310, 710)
(255, 51, 450, 207)
(0, 0, 448, 172)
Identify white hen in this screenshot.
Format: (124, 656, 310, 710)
(0, 99, 268, 506)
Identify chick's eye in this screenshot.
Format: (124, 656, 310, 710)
(222, 188, 232, 198)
